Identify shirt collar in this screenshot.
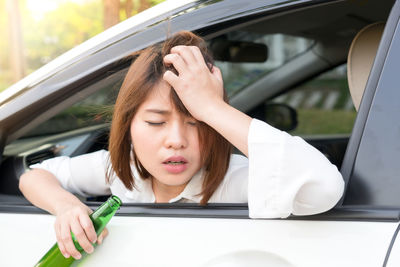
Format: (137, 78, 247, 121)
(168, 169, 203, 203)
(124, 169, 204, 203)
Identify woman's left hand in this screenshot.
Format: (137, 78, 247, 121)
(163, 45, 225, 122)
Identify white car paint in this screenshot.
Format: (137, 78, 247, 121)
(0, 213, 397, 266)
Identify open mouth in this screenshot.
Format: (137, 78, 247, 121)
(164, 161, 186, 165)
(162, 156, 188, 173)
(163, 156, 188, 165)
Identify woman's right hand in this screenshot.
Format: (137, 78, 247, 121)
(54, 202, 97, 260)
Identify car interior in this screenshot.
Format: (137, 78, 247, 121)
(0, 0, 395, 206)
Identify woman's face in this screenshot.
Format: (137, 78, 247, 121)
(130, 81, 202, 191)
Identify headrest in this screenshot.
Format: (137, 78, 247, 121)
(347, 22, 385, 110)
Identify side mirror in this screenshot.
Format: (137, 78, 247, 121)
(249, 103, 298, 131)
(209, 37, 268, 63)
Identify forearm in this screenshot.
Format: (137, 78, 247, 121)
(19, 169, 84, 215)
(201, 100, 252, 156)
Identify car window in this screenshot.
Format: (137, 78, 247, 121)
(19, 31, 313, 139)
(272, 64, 356, 136)
(21, 77, 123, 138)
(213, 31, 314, 97)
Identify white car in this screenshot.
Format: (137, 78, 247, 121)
(1, 0, 400, 266)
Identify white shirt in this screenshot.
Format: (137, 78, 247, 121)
(30, 119, 344, 218)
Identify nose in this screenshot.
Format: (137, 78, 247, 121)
(164, 121, 188, 149)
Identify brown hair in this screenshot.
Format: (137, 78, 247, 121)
(107, 31, 232, 205)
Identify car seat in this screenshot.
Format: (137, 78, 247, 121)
(347, 22, 385, 110)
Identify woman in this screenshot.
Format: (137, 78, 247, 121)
(19, 31, 344, 260)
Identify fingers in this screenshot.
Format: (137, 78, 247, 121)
(60, 221, 81, 260)
(70, 219, 94, 255)
(187, 46, 207, 67)
(79, 213, 97, 244)
(163, 70, 180, 88)
(166, 45, 208, 75)
(97, 228, 109, 245)
(170, 45, 199, 65)
(212, 66, 223, 84)
(164, 53, 187, 74)
(55, 223, 69, 259)
(163, 45, 210, 87)
(54, 205, 97, 260)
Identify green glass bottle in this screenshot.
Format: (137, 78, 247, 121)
(34, 195, 122, 267)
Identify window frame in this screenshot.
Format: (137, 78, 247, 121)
(1, 0, 399, 221)
(341, 0, 400, 207)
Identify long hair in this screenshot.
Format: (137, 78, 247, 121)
(107, 31, 232, 205)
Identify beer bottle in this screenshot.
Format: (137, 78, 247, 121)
(34, 195, 122, 267)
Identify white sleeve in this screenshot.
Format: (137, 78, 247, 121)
(248, 119, 344, 219)
(29, 150, 112, 197)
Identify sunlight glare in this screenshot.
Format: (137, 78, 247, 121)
(26, 0, 93, 21)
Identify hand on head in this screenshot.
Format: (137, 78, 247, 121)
(163, 45, 225, 122)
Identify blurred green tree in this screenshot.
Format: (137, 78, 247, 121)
(24, 1, 103, 70)
(0, 0, 164, 92)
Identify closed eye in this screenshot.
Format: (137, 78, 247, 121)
(145, 121, 165, 126)
(187, 121, 197, 126)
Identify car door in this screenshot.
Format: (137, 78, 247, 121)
(342, 0, 400, 265)
(1, 0, 400, 266)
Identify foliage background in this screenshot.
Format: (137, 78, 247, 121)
(0, 0, 164, 92)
